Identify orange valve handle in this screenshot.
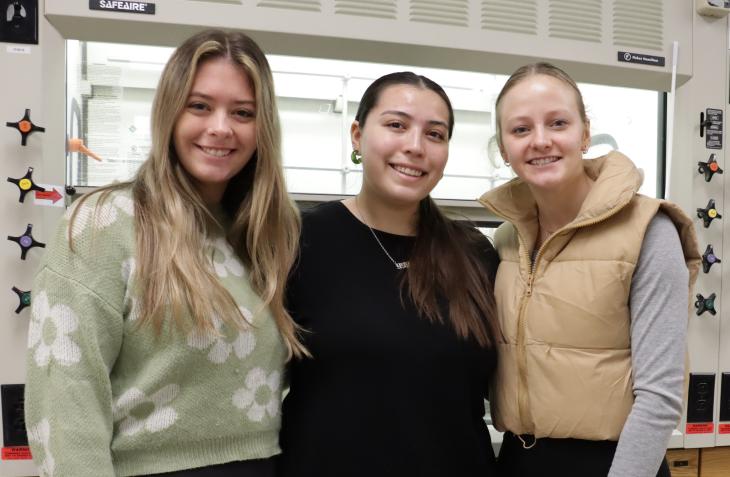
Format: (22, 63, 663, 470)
(698, 153, 724, 182)
(6, 109, 45, 146)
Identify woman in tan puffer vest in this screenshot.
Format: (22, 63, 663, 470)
(479, 62, 700, 477)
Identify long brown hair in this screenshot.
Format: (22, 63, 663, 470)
(354, 72, 498, 347)
(70, 29, 306, 358)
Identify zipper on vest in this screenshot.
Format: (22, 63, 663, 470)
(486, 192, 635, 438)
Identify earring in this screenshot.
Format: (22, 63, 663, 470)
(351, 150, 362, 165)
(504, 160, 510, 167)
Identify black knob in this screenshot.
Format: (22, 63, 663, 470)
(11, 287, 31, 314)
(7, 224, 45, 260)
(697, 199, 722, 228)
(6, 109, 45, 146)
(7, 166, 45, 203)
(702, 245, 722, 273)
(698, 154, 724, 182)
(695, 293, 717, 316)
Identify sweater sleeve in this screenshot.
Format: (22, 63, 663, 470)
(608, 213, 688, 477)
(24, 204, 126, 477)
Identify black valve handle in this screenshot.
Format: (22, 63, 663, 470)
(11, 287, 31, 314)
(7, 224, 45, 260)
(702, 244, 722, 273)
(698, 154, 724, 182)
(697, 199, 722, 228)
(6, 109, 45, 146)
(7, 166, 45, 203)
(695, 293, 717, 316)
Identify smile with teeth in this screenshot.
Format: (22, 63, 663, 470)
(528, 156, 560, 166)
(198, 145, 233, 157)
(391, 164, 425, 177)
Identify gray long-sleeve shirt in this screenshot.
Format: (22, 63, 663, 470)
(608, 212, 690, 477)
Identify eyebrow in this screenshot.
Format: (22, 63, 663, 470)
(505, 109, 574, 121)
(188, 92, 255, 106)
(380, 110, 449, 129)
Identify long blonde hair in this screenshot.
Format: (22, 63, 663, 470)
(70, 29, 306, 358)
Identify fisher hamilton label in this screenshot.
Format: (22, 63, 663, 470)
(617, 51, 665, 67)
(90, 0, 155, 14)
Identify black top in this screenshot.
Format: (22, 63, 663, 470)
(278, 201, 499, 477)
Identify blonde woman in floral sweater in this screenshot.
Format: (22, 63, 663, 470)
(24, 29, 303, 477)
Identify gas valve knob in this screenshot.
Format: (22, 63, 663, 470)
(698, 154, 724, 182)
(6, 109, 45, 146)
(697, 199, 722, 228)
(11, 287, 31, 314)
(695, 293, 717, 316)
(7, 224, 45, 260)
(702, 245, 722, 273)
(7, 166, 45, 203)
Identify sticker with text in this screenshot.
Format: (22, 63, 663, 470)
(1, 447, 32, 460)
(719, 423, 730, 434)
(6, 45, 31, 54)
(686, 423, 714, 434)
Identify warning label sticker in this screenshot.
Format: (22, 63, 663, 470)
(1, 446, 32, 460)
(719, 423, 730, 434)
(686, 423, 714, 434)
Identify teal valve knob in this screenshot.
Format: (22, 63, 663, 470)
(698, 154, 724, 182)
(6, 109, 45, 146)
(11, 287, 31, 314)
(7, 166, 45, 203)
(7, 224, 45, 260)
(697, 199, 722, 228)
(694, 293, 717, 316)
(702, 244, 721, 273)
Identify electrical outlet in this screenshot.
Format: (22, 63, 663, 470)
(0, 0, 38, 45)
(1, 384, 28, 447)
(687, 373, 715, 423)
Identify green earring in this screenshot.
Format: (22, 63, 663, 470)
(351, 150, 362, 165)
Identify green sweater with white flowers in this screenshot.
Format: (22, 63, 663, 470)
(24, 188, 286, 477)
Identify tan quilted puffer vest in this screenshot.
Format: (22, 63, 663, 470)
(479, 152, 700, 440)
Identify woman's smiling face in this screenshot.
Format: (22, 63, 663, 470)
(173, 57, 258, 205)
(352, 83, 451, 208)
(498, 73, 590, 193)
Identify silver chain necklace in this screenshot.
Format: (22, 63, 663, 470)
(354, 197, 410, 270)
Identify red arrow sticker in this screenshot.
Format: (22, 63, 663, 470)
(35, 188, 62, 203)
(34, 184, 65, 208)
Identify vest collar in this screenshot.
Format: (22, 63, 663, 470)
(479, 151, 643, 231)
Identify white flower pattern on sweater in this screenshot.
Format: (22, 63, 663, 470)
(210, 237, 244, 277)
(113, 384, 180, 436)
(28, 291, 81, 367)
(27, 419, 55, 477)
(187, 307, 256, 363)
(232, 368, 281, 422)
(70, 193, 134, 238)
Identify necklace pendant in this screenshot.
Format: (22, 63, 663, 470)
(395, 261, 409, 270)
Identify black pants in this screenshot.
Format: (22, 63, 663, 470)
(498, 432, 670, 477)
(144, 457, 275, 477)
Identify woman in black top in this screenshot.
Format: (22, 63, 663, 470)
(278, 72, 500, 477)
